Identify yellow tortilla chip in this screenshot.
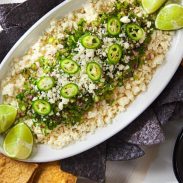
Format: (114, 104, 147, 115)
(33, 161, 77, 183)
(28, 168, 38, 183)
(0, 154, 38, 183)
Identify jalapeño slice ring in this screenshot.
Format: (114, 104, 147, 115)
(107, 17, 121, 36)
(32, 100, 51, 115)
(60, 83, 79, 99)
(86, 62, 102, 81)
(37, 76, 55, 91)
(107, 44, 123, 64)
(126, 23, 145, 41)
(81, 34, 101, 49)
(60, 59, 79, 74)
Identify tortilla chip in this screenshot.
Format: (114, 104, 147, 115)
(128, 113, 165, 145)
(2, 0, 65, 30)
(0, 27, 26, 62)
(61, 143, 106, 183)
(28, 168, 38, 183)
(172, 102, 183, 120)
(153, 103, 176, 125)
(118, 108, 165, 145)
(0, 4, 19, 25)
(154, 66, 183, 105)
(107, 139, 144, 161)
(0, 154, 38, 183)
(33, 162, 76, 183)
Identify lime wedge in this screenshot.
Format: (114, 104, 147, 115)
(155, 4, 183, 30)
(0, 105, 17, 133)
(142, 0, 167, 14)
(3, 123, 33, 160)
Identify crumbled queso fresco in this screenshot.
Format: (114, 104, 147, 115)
(1, 0, 173, 147)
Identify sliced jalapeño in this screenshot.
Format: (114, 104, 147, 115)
(37, 76, 55, 91)
(81, 34, 101, 49)
(32, 100, 51, 115)
(107, 17, 121, 36)
(126, 23, 145, 41)
(86, 62, 102, 81)
(60, 59, 79, 74)
(107, 44, 123, 64)
(60, 83, 79, 99)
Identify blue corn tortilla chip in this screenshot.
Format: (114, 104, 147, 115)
(153, 103, 176, 125)
(154, 66, 183, 105)
(1, 0, 65, 30)
(61, 143, 106, 183)
(0, 27, 26, 62)
(106, 138, 144, 161)
(171, 102, 183, 120)
(119, 108, 165, 145)
(0, 4, 19, 24)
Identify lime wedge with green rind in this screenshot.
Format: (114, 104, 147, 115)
(0, 105, 17, 133)
(155, 4, 183, 30)
(3, 123, 33, 160)
(142, 0, 167, 14)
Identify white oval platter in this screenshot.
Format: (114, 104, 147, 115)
(0, 0, 183, 162)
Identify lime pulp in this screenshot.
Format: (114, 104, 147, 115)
(0, 104, 17, 133)
(3, 123, 33, 160)
(142, 0, 167, 14)
(155, 4, 183, 30)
